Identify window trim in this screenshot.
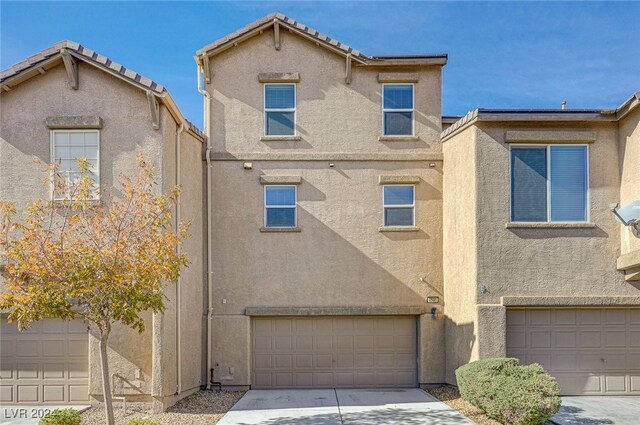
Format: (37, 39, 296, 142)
(382, 184, 416, 227)
(263, 83, 297, 137)
(381, 83, 415, 137)
(264, 185, 298, 228)
(509, 144, 590, 224)
(50, 129, 101, 201)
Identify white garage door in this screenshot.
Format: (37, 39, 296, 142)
(252, 316, 417, 388)
(0, 318, 89, 404)
(506, 308, 640, 395)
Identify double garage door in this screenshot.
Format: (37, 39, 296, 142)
(252, 316, 417, 388)
(507, 308, 640, 395)
(0, 318, 89, 404)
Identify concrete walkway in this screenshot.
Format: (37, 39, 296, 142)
(218, 388, 472, 425)
(551, 396, 640, 425)
(0, 406, 89, 425)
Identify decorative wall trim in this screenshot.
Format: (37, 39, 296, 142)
(505, 131, 597, 143)
(46, 116, 103, 129)
(258, 72, 300, 83)
(617, 249, 640, 271)
(244, 306, 428, 316)
(378, 226, 420, 232)
(505, 222, 596, 229)
(259, 175, 302, 184)
(379, 175, 421, 185)
(259, 227, 301, 233)
(378, 136, 420, 142)
(378, 73, 419, 83)
(502, 296, 640, 307)
(260, 135, 301, 142)
(209, 152, 443, 162)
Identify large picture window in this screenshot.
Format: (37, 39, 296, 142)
(264, 84, 296, 136)
(511, 145, 588, 222)
(51, 129, 100, 200)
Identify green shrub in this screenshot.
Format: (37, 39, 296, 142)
(129, 418, 161, 425)
(455, 358, 561, 425)
(39, 408, 81, 425)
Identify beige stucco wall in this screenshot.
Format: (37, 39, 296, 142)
(0, 61, 203, 407)
(618, 108, 640, 256)
(205, 26, 445, 387)
(442, 120, 640, 382)
(474, 122, 634, 301)
(207, 29, 442, 155)
(209, 160, 444, 385)
(441, 126, 479, 383)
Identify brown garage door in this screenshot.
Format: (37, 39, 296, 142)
(252, 316, 417, 388)
(0, 318, 89, 404)
(507, 308, 640, 395)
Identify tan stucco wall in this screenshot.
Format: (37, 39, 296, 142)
(0, 61, 202, 406)
(474, 122, 633, 302)
(206, 27, 445, 388)
(442, 120, 640, 383)
(441, 126, 479, 383)
(207, 29, 442, 155)
(209, 160, 444, 385)
(618, 108, 640, 256)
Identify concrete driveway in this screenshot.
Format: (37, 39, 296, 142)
(0, 406, 89, 425)
(218, 388, 472, 425)
(551, 397, 640, 425)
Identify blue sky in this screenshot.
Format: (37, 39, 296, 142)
(2, 1, 638, 128)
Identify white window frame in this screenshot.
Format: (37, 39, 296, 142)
(264, 83, 297, 136)
(264, 185, 297, 228)
(50, 129, 100, 201)
(381, 83, 415, 136)
(509, 144, 590, 223)
(382, 184, 415, 227)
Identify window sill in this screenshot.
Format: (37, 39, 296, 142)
(378, 226, 420, 232)
(260, 227, 301, 233)
(260, 136, 301, 142)
(505, 222, 596, 229)
(378, 136, 419, 142)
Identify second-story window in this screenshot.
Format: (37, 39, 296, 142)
(265, 185, 297, 228)
(382, 84, 414, 136)
(511, 145, 589, 222)
(51, 129, 100, 200)
(383, 185, 415, 226)
(264, 83, 296, 136)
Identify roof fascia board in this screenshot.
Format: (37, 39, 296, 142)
(0, 55, 63, 90)
(200, 19, 369, 65)
(362, 57, 448, 66)
(615, 95, 640, 120)
(476, 112, 614, 122)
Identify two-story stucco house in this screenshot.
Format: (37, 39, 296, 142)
(0, 41, 205, 410)
(1, 13, 639, 411)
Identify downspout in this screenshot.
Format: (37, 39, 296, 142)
(175, 123, 184, 395)
(196, 54, 213, 390)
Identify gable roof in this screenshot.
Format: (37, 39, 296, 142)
(1, 41, 204, 141)
(196, 13, 448, 66)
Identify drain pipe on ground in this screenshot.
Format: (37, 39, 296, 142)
(196, 54, 213, 390)
(175, 123, 184, 395)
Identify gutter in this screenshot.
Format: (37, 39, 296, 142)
(195, 54, 213, 390)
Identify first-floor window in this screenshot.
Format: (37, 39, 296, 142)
(383, 185, 415, 226)
(51, 129, 100, 200)
(264, 185, 297, 227)
(511, 145, 588, 222)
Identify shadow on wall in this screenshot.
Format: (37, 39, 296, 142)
(444, 318, 476, 385)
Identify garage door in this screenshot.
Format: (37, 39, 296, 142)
(0, 318, 89, 404)
(252, 316, 417, 388)
(506, 308, 640, 395)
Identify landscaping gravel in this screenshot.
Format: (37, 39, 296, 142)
(81, 390, 245, 425)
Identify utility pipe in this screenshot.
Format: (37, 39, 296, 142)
(196, 55, 213, 390)
(175, 123, 184, 395)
